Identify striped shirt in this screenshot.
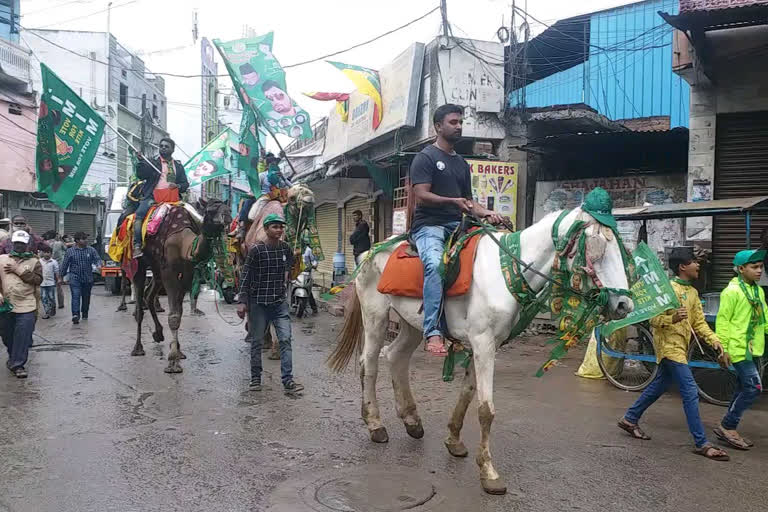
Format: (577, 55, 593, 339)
(239, 241, 294, 305)
(61, 246, 101, 284)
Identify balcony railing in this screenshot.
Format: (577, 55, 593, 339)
(0, 38, 31, 90)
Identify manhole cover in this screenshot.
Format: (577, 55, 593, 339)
(314, 469, 435, 511)
(268, 464, 474, 512)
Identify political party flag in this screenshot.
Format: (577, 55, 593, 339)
(327, 61, 383, 130)
(213, 33, 311, 139)
(601, 242, 681, 338)
(184, 128, 239, 188)
(303, 92, 350, 121)
(36, 63, 106, 209)
(236, 108, 267, 196)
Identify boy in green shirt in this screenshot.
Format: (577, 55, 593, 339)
(714, 249, 767, 450)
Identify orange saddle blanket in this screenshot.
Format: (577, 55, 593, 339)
(377, 234, 483, 298)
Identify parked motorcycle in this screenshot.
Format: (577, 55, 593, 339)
(289, 265, 316, 318)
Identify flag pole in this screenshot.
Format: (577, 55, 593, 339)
(104, 120, 162, 175)
(248, 105, 298, 176)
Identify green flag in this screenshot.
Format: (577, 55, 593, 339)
(236, 108, 267, 196)
(601, 242, 681, 338)
(36, 63, 106, 209)
(213, 33, 312, 139)
(184, 128, 239, 188)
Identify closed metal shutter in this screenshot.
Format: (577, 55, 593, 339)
(315, 203, 338, 289)
(64, 214, 96, 239)
(20, 209, 56, 236)
(712, 112, 768, 290)
(344, 197, 373, 274)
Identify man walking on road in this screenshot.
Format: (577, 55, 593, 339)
(237, 213, 304, 395)
(349, 209, 371, 265)
(409, 103, 501, 356)
(0, 231, 43, 378)
(39, 247, 60, 318)
(61, 232, 101, 324)
(617, 246, 729, 461)
(713, 249, 768, 451)
(0, 215, 50, 255)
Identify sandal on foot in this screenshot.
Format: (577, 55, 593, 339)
(425, 338, 448, 357)
(713, 427, 750, 450)
(693, 443, 729, 461)
(617, 419, 651, 440)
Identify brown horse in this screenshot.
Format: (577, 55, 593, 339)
(130, 199, 232, 373)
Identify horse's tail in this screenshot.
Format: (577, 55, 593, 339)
(327, 288, 364, 373)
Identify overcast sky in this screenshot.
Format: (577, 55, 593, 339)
(21, 0, 639, 158)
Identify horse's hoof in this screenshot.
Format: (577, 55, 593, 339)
(405, 421, 424, 439)
(117, 305, 127, 312)
(444, 440, 468, 458)
(164, 364, 183, 374)
(179, 352, 187, 360)
(370, 427, 389, 443)
(152, 331, 164, 343)
(131, 348, 145, 357)
(156, 307, 165, 313)
(481, 478, 507, 495)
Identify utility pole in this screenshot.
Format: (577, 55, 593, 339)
(440, 0, 450, 37)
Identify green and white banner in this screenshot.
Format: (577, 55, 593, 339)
(184, 128, 239, 188)
(213, 32, 311, 139)
(36, 63, 105, 209)
(602, 242, 680, 338)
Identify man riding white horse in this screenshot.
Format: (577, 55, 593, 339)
(410, 103, 502, 356)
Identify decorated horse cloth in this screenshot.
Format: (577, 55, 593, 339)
(377, 228, 484, 298)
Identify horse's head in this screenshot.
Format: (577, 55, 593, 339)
(198, 198, 232, 234)
(287, 184, 315, 207)
(566, 210, 634, 320)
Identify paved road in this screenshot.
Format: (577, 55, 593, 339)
(1, 285, 767, 512)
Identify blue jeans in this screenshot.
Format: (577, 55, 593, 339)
(70, 280, 93, 318)
(721, 360, 762, 430)
(134, 197, 154, 245)
(41, 285, 56, 316)
(2, 312, 36, 370)
(411, 221, 459, 338)
(247, 301, 294, 386)
(625, 358, 708, 448)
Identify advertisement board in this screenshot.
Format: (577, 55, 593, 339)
(322, 43, 425, 163)
(468, 160, 518, 225)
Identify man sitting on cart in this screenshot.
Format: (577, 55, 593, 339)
(617, 246, 729, 461)
(713, 249, 768, 451)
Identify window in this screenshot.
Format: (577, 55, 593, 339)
(152, 104, 158, 118)
(119, 83, 128, 107)
(153, 94, 157, 100)
(7, 103, 21, 115)
(121, 69, 127, 79)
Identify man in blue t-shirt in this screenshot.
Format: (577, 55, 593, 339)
(409, 104, 502, 355)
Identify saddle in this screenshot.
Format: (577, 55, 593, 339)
(377, 226, 484, 298)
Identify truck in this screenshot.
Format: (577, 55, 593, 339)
(101, 186, 127, 295)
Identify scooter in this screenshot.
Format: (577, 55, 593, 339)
(289, 265, 316, 318)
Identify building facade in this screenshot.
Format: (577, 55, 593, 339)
(662, 0, 768, 289)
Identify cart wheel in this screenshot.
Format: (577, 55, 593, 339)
(597, 323, 658, 391)
(690, 343, 739, 407)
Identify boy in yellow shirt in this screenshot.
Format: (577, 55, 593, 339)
(618, 246, 728, 461)
(713, 249, 767, 451)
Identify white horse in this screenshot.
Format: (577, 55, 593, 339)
(328, 207, 634, 495)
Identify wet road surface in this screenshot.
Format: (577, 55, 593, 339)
(1, 285, 768, 511)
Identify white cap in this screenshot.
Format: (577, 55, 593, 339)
(11, 230, 30, 244)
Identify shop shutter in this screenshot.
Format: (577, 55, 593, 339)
(344, 197, 373, 274)
(64, 213, 96, 239)
(20, 209, 56, 236)
(315, 203, 338, 289)
(712, 112, 768, 290)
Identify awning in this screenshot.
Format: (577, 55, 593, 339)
(660, 4, 768, 32)
(614, 196, 768, 221)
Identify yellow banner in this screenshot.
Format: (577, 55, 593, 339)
(467, 160, 518, 226)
